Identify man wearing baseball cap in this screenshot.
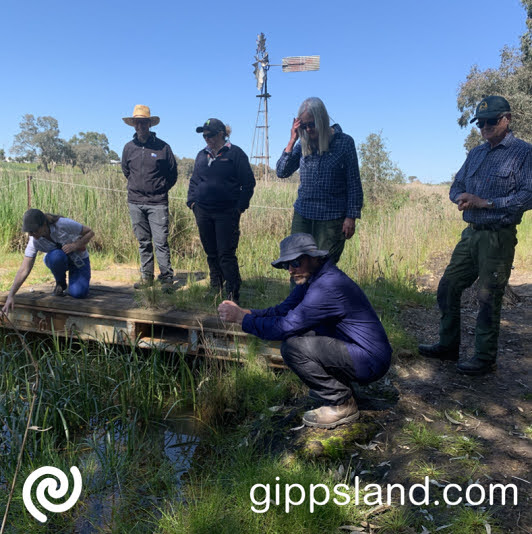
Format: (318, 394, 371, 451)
(419, 96, 532, 375)
(218, 233, 392, 429)
(121, 105, 178, 291)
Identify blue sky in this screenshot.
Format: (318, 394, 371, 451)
(1, 0, 527, 183)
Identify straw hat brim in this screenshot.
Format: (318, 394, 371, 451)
(122, 116, 160, 127)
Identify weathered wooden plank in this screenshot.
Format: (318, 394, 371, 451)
(0, 283, 285, 368)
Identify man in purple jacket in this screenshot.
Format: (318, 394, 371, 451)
(218, 233, 392, 429)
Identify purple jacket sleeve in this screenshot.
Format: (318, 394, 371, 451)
(242, 283, 336, 341)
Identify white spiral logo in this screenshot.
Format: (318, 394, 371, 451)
(22, 466, 82, 523)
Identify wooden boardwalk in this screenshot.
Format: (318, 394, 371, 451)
(0, 280, 284, 368)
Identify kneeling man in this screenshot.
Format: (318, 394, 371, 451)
(218, 233, 392, 429)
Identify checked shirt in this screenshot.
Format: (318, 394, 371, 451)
(450, 131, 532, 225)
(276, 124, 362, 221)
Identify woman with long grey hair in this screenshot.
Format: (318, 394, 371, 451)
(276, 97, 363, 264)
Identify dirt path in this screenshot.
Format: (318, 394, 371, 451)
(358, 267, 532, 531)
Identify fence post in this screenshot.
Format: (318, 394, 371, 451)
(27, 175, 32, 209)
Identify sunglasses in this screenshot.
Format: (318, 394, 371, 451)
(476, 116, 504, 129)
(279, 257, 303, 270)
(203, 131, 218, 139)
(299, 121, 316, 130)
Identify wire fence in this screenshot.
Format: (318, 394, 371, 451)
(0, 170, 294, 211)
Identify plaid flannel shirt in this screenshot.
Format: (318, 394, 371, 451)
(450, 131, 532, 225)
(276, 124, 362, 221)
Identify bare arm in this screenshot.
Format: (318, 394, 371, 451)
(1, 255, 36, 315)
(284, 118, 301, 153)
(61, 225, 94, 255)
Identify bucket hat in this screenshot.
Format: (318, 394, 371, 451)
(123, 105, 160, 127)
(271, 233, 329, 269)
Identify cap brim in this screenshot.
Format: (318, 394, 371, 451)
(470, 112, 504, 123)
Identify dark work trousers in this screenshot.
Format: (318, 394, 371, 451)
(44, 248, 91, 298)
(193, 204, 242, 298)
(281, 332, 357, 406)
(291, 211, 346, 264)
(437, 225, 517, 362)
(128, 203, 174, 282)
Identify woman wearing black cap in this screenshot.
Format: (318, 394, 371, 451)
(1, 209, 94, 315)
(187, 118, 256, 303)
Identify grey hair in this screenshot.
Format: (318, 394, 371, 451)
(297, 97, 331, 157)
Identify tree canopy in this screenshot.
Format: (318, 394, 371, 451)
(69, 131, 111, 173)
(457, 0, 532, 151)
(11, 115, 73, 172)
(11, 118, 118, 172)
(358, 132, 405, 203)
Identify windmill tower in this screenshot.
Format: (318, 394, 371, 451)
(251, 33, 271, 181)
(251, 34, 320, 181)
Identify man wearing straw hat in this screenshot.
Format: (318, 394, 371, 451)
(122, 105, 178, 290)
(218, 233, 392, 429)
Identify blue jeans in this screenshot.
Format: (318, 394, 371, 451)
(128, 203, 174, 281)
(44, 248, 91, 298)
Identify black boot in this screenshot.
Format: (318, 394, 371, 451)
(457, 357, 496, 376)
(418, 343, 459, 361)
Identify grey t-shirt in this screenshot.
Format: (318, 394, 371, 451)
(24, 218, 89, 259)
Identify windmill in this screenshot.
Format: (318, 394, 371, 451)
(251, 33, 320, 181)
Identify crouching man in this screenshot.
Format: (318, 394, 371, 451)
(218, 233, 392, 429)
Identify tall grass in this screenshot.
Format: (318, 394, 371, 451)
(0, 331, 197, 532)
(1, 164, 530, 286)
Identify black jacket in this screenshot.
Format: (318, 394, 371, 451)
(122, 133, 178, 205)
(187, 143, 255, 212)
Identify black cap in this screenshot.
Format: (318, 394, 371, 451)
(271, 233, 329, 269)
(22, 208, 46, 233)
(469, 96, 511, 123)
(196, 118, 226, 135)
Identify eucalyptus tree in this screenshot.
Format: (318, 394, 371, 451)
(457, 0, 532, 150)
(11, 115, 71, 171)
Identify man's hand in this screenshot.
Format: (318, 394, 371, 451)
(218, 300, 250, 326)
(456, 193, 489, 211)
(342, 217, 356, 239)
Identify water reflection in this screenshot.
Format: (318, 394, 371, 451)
(74, 413, 199, 533)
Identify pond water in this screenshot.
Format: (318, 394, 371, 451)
(74, 411, 200, 532)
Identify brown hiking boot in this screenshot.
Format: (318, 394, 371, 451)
(302, 396, 360, 429)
